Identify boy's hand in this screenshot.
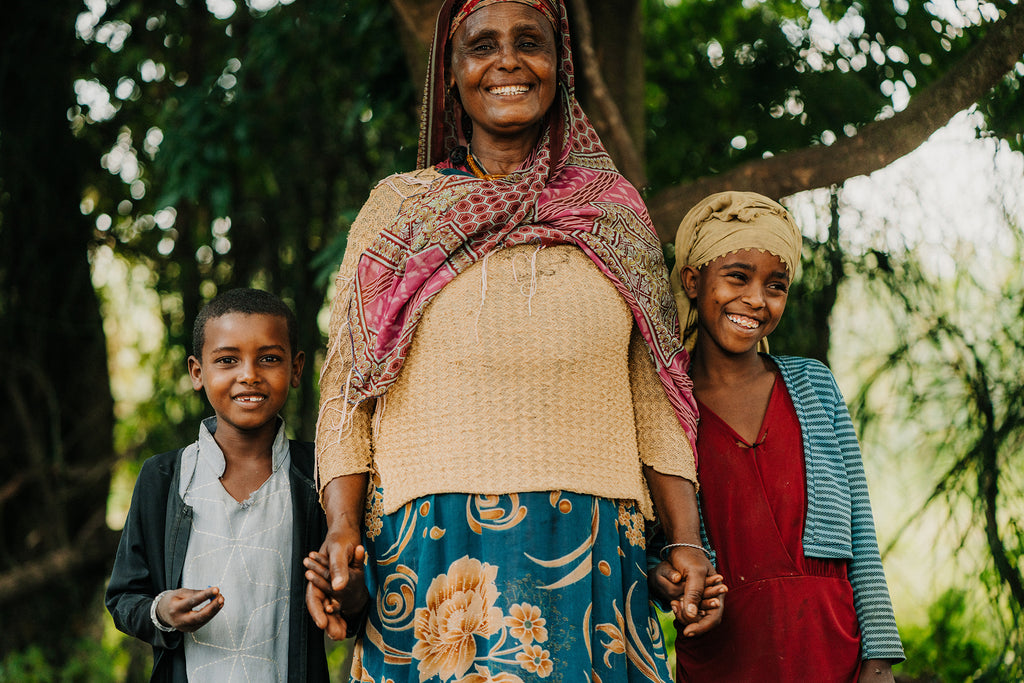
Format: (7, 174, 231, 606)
(648, 558, 687, 603)
(155, 586, 224, 632)
(304, 545, 369, 640)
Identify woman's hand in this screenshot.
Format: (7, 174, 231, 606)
(857, 659, 895, 683)
(304, 547, 368, 640)
(650, 560, 727, 635)
(155, 586, 224, 632)
(306, 473, 369, 639)
(642, 468, 719, 631)
(661, 565, 727, 637)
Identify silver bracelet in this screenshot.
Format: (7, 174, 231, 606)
(151, 590, 177, 633)
(660, 542, 712, 561)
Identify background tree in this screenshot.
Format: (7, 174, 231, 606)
(0, 0, 118, 653)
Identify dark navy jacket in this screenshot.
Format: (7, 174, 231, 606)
(105, 440, 329, 682)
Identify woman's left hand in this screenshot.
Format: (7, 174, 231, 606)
(662, 550, 726, 636)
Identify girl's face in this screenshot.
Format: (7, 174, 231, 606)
(682, 248, 790, 357)
(448, 3, 558, 150)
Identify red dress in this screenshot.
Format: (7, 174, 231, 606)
(675, 374, 863, 682)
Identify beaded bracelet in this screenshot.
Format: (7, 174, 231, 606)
(659, 542, 712, 561)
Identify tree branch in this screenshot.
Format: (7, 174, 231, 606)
(648, 2, 1024, 242)
(0, 511, 118, 605)
(566, 0, 647, 187)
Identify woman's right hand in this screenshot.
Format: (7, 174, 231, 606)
(304, 543, 368, 640)
(306, 473, 370, 638)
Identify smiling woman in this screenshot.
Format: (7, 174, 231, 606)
(305, 1, 721, 680)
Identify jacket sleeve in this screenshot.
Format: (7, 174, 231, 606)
(104, 458, 183, 651)
(825, 367, 905, 662)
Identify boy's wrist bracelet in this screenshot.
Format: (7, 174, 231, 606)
(660, 542, 712, 561)
(151, 590, 177, 633)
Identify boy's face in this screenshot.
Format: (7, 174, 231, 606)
(682, 248, 790, 357)
(187, 312, 304, 438)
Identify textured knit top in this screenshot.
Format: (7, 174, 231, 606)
(316, 170, 697, 518)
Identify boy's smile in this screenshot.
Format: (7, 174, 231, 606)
(188, 312, 304, 442)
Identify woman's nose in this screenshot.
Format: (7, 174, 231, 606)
(496, 43, 522, 69)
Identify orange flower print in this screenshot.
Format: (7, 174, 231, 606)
(626, 510, 645, 548)
(505, 603, 548, 645)
(460, 665, 525, 683)
(412, 557, 504, 681)
(515, 644, 553, 678)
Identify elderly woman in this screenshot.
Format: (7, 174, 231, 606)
(305, 1, 720, 680)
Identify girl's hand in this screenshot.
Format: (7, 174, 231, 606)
(857, 660, 895, 683)
(155, 586, 224, 632)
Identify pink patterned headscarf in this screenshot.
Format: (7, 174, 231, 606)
(448, 0, 558, 38)
(345, 0, 699, 449)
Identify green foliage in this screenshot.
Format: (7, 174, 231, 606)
(0, 639, 125, 683)
(77, 0, 418, 440)
(641, 0, 1022, 192)
(846, 212, 1024, 679)
(898, 589, 1004, 682)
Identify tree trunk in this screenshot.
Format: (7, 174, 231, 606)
(0, 0, 118, 653)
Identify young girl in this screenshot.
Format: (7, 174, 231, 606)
(650, 191, 905, 681)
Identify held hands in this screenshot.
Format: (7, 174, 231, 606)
(155, 586, 224, 632)
(304, 530, 369, 641)
(648, 546, 727, 637)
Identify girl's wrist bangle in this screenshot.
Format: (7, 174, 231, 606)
(660, 542, 712, 561)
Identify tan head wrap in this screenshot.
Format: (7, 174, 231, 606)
(669, 191, 803, 351)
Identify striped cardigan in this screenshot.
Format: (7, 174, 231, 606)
(772, 355, 905, 662)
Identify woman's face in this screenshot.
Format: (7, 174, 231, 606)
(449, 3, 558, 150)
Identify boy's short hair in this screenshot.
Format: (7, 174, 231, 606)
(192, 288, 299, 358)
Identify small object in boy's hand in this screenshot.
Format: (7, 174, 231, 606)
(192, 586, 214, 612)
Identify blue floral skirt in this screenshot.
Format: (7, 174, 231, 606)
(349, 488, 672, 683)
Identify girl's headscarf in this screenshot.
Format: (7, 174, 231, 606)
(345, 0, 699, 448)
(669, 191, 803, 352)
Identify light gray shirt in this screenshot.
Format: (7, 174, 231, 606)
(179, 417, 293, 682)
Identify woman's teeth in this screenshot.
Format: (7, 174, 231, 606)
(489, 85, 529, 95)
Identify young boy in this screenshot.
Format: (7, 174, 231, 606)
(106, 288, 330, 682)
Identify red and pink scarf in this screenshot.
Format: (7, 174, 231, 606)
(344, 0, 698, 448)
